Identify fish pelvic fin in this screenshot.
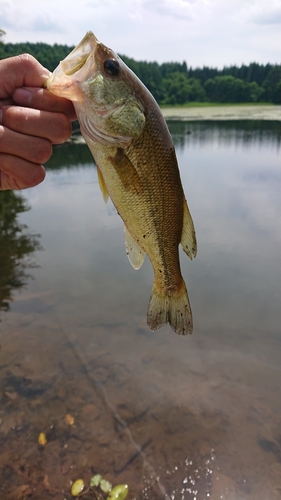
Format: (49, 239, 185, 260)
(181, 199, 197, 259)
(147, 280, 193, 335)
(124, 226, 146, 270)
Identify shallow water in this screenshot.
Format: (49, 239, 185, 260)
(0, 121, 281, 500)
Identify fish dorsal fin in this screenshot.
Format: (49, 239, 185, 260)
(181, 199, 197, 259)
(97, 165, 109, 203)
(124, 226, 146, 270)
(109, 147, 143, 194)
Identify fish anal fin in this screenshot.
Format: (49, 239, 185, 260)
(181, 199, 197, 259)
(124, 226, 146, 270)
(97, 165, 109, 203)
(147, 280, 193, 335)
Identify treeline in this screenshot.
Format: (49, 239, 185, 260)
(121, 56, 281, 104)
(0, 40, 280, 104)
(0, 41, 74, 76)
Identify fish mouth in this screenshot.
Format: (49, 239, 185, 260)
(44, 31, 98, 100)
(60, 31, 98, 76)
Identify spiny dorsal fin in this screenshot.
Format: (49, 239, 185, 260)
(124, 226, 146, 270)
(97, 165, 109, 203)
(181, 199, 197, 259)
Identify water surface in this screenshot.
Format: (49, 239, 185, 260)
(0, 121, 281, 499)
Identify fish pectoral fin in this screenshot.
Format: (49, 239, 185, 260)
(109, 147, 143, 194)
(181, 199, 197, 259)
(97, 165, 109, 203)
(124, 226, 146, 270)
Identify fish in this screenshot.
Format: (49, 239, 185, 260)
(45, 31, 197, 335)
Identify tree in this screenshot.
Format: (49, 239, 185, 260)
(187, 78, 206, 102)
(162, 72, 189, 104)
(0, 29, 6, 44)
(204, 75, 262, 103)
(262, 66, 281, 103)
(0, 39, 279, 104)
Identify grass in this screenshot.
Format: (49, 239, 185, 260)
(160, 102, 275, 108)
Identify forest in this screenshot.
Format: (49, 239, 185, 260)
(0, 38, 280, 105)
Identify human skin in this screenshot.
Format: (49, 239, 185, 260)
(0, 54, 76, 190)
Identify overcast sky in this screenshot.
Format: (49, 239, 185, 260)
(1, 0, 281, 68)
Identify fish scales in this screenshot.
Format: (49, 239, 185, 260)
(45, 31, 197, 335)
(98, 113, 184, 287)
(126, 113, 184, 278)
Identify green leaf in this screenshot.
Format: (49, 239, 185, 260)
(107, 484, 129, 500)
(100, 479, 112, 493)
(90, 474, 102, 487)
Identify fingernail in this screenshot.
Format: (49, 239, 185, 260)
(13, 88, 32, 105)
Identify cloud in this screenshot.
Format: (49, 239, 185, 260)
(1, 0, 280, 67)
(30, 14, 63, 33)
(254, 8, 281, 25)
(0, 0, 15, 29)
(144, 0, 193, 20)
(237, 0, 281, 25)
(0, 1, 62, 34)
(84, 0, 111, 7)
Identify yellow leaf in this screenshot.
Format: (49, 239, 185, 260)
(38, 432, 47, 446)
(71, 479, 85, 496)
(65, 413, 75, 425)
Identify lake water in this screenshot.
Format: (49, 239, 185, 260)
(0, 120, 281, 500)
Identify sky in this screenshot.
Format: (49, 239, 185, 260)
(1, 0, 281, 68)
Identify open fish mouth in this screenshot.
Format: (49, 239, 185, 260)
(60, 31, 98, 76)
(45, 31, 136, 145)
(44, 32, 98, 99)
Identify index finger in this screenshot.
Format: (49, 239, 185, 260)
(0, 54, 50, 99)
(13, 87, 77, 122)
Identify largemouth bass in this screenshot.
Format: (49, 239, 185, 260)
(46, 32, 197, 335)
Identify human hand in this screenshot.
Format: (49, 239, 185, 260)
(0, 54, 76, 190)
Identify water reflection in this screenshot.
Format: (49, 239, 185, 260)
(42, 120, 281, 171)
(0, 191, 41, 316)
(46, 141, 93, 170)
(168, 119, 281, 150)
(0, 120, 281, 499)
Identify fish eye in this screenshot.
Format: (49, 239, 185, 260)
(104, 59, 120, 76)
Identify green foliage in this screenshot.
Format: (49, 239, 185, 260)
(204, 75, 261, 103)
(262, 66, 281, 103)
(162, 72, 206, 104)
(0, 38, 279, 104)
(71, 474, 128, 499)
(0, 29, 6, 43)
(0, 41, 74, 71)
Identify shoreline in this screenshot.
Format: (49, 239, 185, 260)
(69, 104, 281, 144)
(160, 104, 281, 121)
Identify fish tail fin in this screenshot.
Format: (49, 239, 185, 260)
(147, 280, 193, 335)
